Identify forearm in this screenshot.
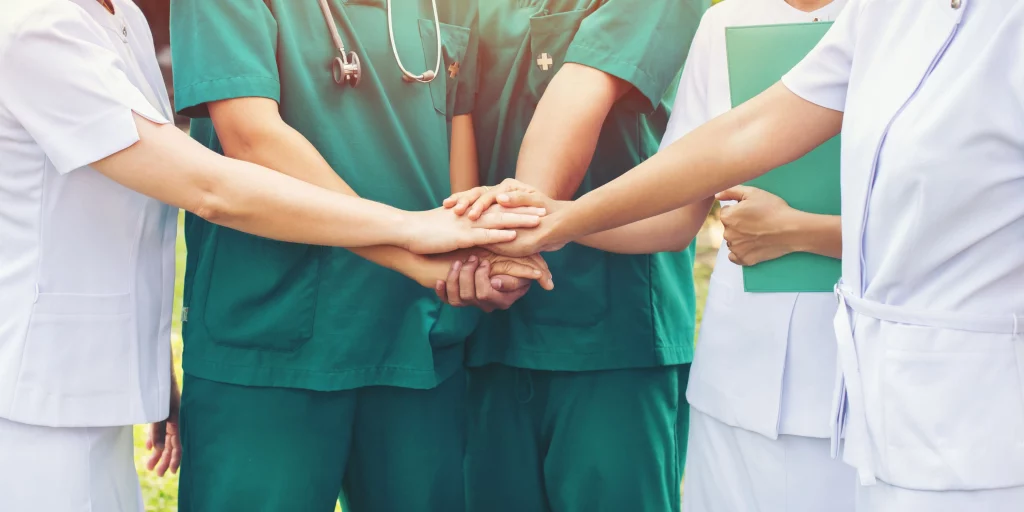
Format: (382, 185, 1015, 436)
(515, 63, 631, 198)
(210, 101, 439, 283)
(450, 114, 480, 193)
(549, 83, 843, 243)
(784, 211, 842, 259)
(577, 198, 714, 254)
(94, 117, 410, 248)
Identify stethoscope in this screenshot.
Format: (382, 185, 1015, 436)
(316, 0, 443, 87)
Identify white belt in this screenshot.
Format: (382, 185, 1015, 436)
(831, 283, 1023, 486)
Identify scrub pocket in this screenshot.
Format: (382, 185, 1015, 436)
(874, 320, 1024, 490)
(419, 20, 470, 118)
(520, 244, 611, 327)
(202, 228, 321, 352)
(526, 8, 592, 102)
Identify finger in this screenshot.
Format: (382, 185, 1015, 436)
(459, 257, 480, 303)
(169, 435, 182, 474)
(445, 260, 464, 306)
(475, 262, 495, 301)
(715, 185, 753, 203)
(490, 274, 531, 292)
(146, 444, 163, 471)
(446, 188, 483, 214)
(467, 189, 503, 220)
(498, 284, 532, 310)
(155, 441, 172, 476)
(491, 260, 545, 281)
(728, 251, 744, 266)
(434, 280, 446, 301)
(496, 190, 545, 210)
(477, 212, 541, 230)
(467, 229, 516, 248)
(496, 206, 547, 217)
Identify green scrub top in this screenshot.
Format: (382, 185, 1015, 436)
(469, 0, 708, 372)
(170, 0, 479, 391)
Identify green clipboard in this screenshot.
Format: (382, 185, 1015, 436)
(726, 21, 842, 293)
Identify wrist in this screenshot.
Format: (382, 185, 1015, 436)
(777, 209, 815, 255)
(390, 209, 419, 250)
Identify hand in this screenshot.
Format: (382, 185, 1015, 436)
(403, 206, 546, 254)
(443, 179, 553, 220)
(434, 251, 553, 312)
(717, 185, 801, 266)
(146, 377, 181, 476)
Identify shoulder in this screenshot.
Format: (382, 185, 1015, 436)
(0, 0, 104, 54)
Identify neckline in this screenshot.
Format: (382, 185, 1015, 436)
(97, 0, 116, 15)
(778, 0, 844, 20)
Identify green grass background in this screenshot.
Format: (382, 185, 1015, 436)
(132, 213, 719, 511)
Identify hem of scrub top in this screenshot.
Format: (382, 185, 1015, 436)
(180, 356, 463, 392)
(173, 75, 282, 119)
(565, 43, 662, 114)
(463, 345, 693, 372)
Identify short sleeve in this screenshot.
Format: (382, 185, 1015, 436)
(565, 0, 709, 113)
(781, 0, 862, 112)
(0, 4, 168, 174)
(170, 0, 280, 118)
(453, 4, 479, 117)
(659, 11, 714, 151)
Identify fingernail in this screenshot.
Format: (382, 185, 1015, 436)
(435, 281, 444, 290)
(498, 194, 510, 202)
(533, 270, 542, 276)
(491, 279, 502, 290)
(468, 255, 477, 263)
(453, 261, 462, 271)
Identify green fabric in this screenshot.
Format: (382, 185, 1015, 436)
(469, 0, 709, 371)
(170, 0, 479, 390)
(726, 22, 842, 292)
(178, 372, 466, 512)
(465, 363, 690, 512)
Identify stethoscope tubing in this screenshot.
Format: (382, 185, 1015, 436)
(318, 0, 443, 87)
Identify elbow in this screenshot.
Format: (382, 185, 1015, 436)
(190, 173, 236, 226)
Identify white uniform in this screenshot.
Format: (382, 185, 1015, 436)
(663, 1, 855, 510)
(782, 0, 1024, 509)
(0, 0, 175, 509)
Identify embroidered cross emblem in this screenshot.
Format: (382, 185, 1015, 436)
(448, 61, 460, 78)
(537, 53, 554, 71)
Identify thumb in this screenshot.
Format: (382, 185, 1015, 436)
(716, 185, 754, 203)
(490, 274, 531, 292)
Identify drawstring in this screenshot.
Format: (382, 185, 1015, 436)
(515, 368, 535, 404)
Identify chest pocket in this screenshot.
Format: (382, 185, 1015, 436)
(526, 8, 591, 102)
(419, 20, 471, 118)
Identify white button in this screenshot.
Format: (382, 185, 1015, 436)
(951, 0, 962, 9)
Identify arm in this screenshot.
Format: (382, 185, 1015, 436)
(537, 84, 843, 253)
(450, 114, 480, 193)
(92, 114, 540, 253)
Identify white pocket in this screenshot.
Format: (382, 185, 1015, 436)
(878, 321, 1024, 490)
(19, 293, 133, 399)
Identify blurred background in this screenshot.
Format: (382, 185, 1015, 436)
(129, 1, 723, 509)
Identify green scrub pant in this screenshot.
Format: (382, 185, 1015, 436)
(465, 363, 691, 512)
(178, 371, 466, 512)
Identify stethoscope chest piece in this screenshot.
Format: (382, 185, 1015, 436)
(333, 51, 361, 87)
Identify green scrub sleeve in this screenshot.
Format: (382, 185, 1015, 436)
(170, 0, 281, 118)
(565, 0, 708, 113)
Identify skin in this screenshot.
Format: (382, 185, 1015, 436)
(717, 185, 842, 266)
(93, 115, 544, 255)
(437, 63, 712, 308)
(90, 113, 547, 472)
(443, 83, 843, 257)
(205, 97, 552, 289)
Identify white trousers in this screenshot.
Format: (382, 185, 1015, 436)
(682, 409, 855, 512)
(856, 479, 1024, 512)
(0, 417, 142, 512)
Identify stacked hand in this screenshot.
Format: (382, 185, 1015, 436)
(434, 180, 564, 311)
(402, 204, 547, 255)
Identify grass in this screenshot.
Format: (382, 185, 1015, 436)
(132, 212, 719, 511)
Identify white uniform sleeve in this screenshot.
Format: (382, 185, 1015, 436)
(659, 12, 714, 151)
(0, 3, 168, 174)
(781, 0, 862, 112)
